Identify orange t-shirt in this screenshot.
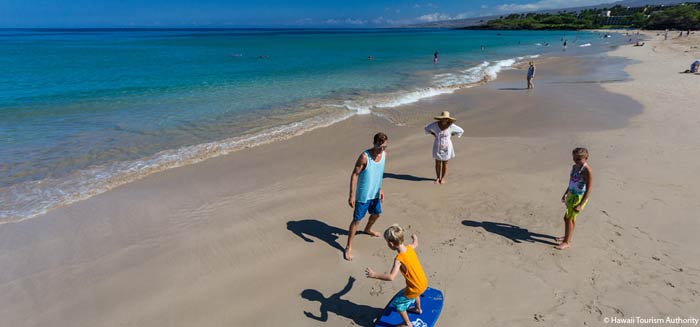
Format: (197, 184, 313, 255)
(396, 246, 428, 298)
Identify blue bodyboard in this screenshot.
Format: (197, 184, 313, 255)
(374, 287, 444, 327)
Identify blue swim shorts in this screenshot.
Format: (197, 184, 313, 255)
(353, 198, 381, 221)
(391, 293, 416, 312)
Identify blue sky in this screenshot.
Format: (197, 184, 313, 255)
(1, 0, 620, 28)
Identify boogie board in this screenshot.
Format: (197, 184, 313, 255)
(374, 287, 444, 327)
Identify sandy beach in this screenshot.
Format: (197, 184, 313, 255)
(1, 31, 698, 326)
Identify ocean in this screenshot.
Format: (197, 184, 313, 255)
(0, 28, 625, 222)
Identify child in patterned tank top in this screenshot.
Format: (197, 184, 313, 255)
(556, 147, 593, 250)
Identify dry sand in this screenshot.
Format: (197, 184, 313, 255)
(1, 31, 698, 327)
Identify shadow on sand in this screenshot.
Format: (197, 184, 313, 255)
(462, 220, 558, 245)
(498, 87, 529, 91)
(302, 276, 382, 327)
(383, 172, 433, 182)
(287, 219, 347, 253)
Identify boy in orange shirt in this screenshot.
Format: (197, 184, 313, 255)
(365, 224, 428, 327)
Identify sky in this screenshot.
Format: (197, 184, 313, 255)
(0, 0, 622, 28)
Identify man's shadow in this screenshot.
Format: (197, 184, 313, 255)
(462, 220, 558, 245)
(287, 219, 348, 253)
(383, 172, 433, 182)
(302, 276, 382, 327)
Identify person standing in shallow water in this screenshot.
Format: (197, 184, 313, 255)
(433, 50, 438, 64)
(424, 111, 464, 184)
(345, 132, 388, 261)
(527, 61, 536, 89)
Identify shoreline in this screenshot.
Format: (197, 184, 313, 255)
(1, 31, 699, 326)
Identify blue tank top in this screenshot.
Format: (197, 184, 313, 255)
(568, 164, 587, 195)
(356, 150, 385, 203)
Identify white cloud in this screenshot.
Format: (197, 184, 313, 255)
(415, 12, 476, 22)
(386, 18, 414, 26)
(416, 12, 453, 22)
(496, 0, 618, 12)
(345, 18, 367, 25)
(294, 18, 313, 25)
(324, 18, 367, 25)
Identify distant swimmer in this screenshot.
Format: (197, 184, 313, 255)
(480, 45, 485, 51)
(433, 50, 439, 64)
(368, 55, 373, 61)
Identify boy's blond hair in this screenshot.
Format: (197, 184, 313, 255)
(384, 224, 405, 245)
(573, 147, 589, 158)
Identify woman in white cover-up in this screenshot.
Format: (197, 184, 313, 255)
(424, 111, 464, 184)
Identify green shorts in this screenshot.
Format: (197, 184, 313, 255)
(565, 193, 586, 221)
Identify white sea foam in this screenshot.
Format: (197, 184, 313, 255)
(579, 43, 592, 47)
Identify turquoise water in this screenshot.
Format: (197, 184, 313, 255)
(0, 28, 624, 222)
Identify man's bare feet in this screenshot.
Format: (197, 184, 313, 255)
(439, 178, 446, 184)
(555, 242, 571, 250)
(434, 178, 440, 184)
(555, 236, 565, 242)
(344, 247, 353, 261)
(364, 229, 381, 237)
(407, 307, 422, 314)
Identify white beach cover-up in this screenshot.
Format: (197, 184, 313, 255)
(424, 121, 464, 161)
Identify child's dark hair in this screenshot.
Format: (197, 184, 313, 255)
(573, 147, 589, 158)
(373, 132, 388, 145)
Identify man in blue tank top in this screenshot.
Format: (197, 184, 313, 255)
(344, 132, 388, 261)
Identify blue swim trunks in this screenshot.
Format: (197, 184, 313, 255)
(353, 198, 381, 221)
(391, 293, 416, 312)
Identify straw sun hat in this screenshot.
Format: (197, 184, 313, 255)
(433, 111, 456, 121)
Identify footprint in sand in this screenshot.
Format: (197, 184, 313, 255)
(533, 313, 544, 322)
(370, 282, 384, 296)
(585, 303, 603, 316)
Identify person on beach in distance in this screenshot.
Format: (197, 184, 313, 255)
(684, 60, 700, 73)
(433, 50, 438, 64)
(556, 148, 593, 250)
(366, 224, 428, 327)
(527, 61, 536, 89)
(345, 132, 388, 261)
(425, 111, 464, 185)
